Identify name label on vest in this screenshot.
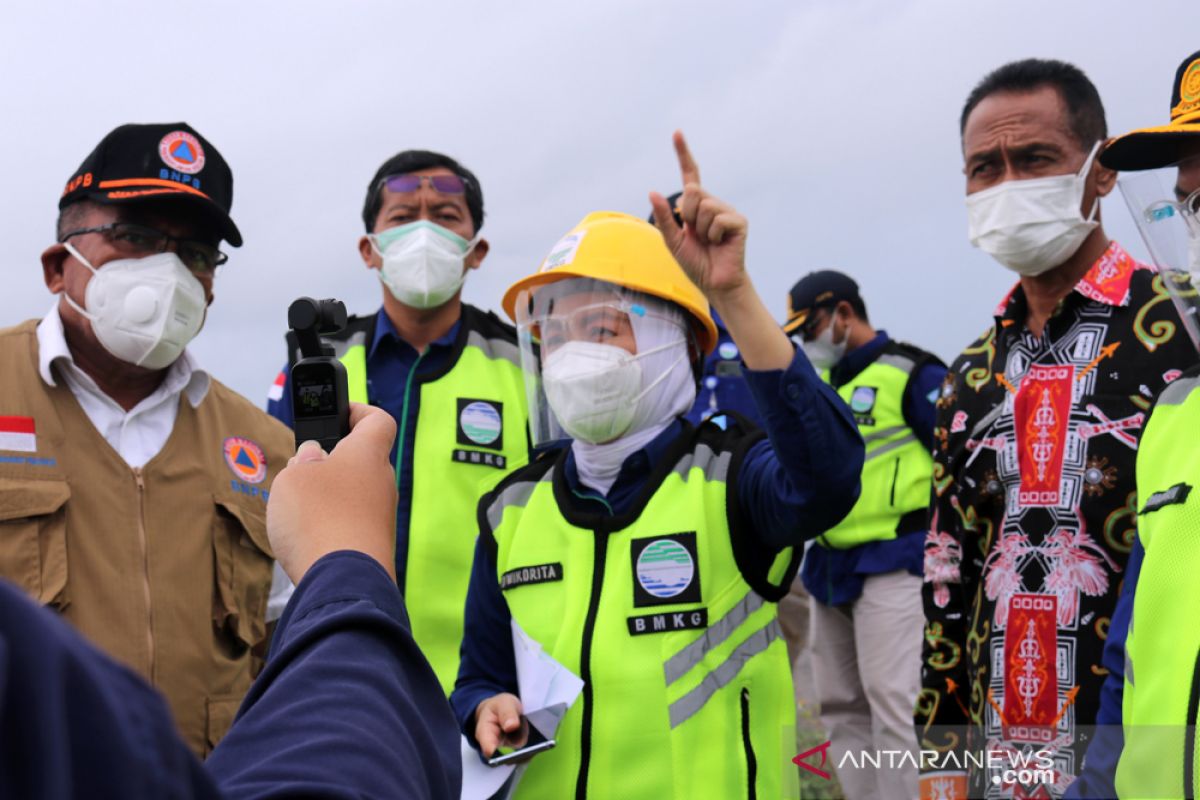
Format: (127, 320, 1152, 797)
(1140, 482, 1192, 515)
(627, 608, 708, 636)
(452, 449, 508, 469)
(501, 562, 563, 590)
(457, 398, 504, 451)
(631, 532, 703, 608)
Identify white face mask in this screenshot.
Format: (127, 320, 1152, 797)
(966, 141, 1102, 276)
(801, 315, 847, 371)
(62, 243, 207, 370)
(371, 220, 478, 309)
(542, 339, 682, 444)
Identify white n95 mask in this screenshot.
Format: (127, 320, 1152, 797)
(966, 141, 1102, 276)
(62, 243, 207, 369)
(801, 319, 848, 371)
(542, 339, 682, 445)
(372, 220, 478, 309)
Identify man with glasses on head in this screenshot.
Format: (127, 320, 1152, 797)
(0, 123, 294, 758)
(267, 150, 528, 695)
(784, 269, 945, 800)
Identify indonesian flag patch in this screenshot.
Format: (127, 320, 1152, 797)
(0, 416, 37, 453)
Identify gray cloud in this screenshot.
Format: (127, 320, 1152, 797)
(1, 0, 1193, 401)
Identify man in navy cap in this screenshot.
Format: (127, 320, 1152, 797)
(0, 123, 294, 758)
(784, 269, 945, 800)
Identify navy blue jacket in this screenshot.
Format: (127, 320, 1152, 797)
(451, 345, 865, 747)
(0, 551, 460, 799)
(801, 331, 946, 606)
(686, 309, 762, 425)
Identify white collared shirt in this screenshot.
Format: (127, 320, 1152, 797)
(37, 304, 210, 468)
(36, 304, 293, 619)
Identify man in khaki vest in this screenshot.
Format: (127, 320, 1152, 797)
(0, 122, 293, 758)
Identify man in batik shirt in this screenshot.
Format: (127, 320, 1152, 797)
(916, 59, 1199, 799)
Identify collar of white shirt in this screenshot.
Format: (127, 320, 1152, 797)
(36, 304, 210, 408)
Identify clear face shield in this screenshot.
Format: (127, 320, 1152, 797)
(514, 277, 694, 448)
(1117, 166, 1200, 350)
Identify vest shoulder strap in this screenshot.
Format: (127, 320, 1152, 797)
(477, 449, 560, 561)
(286, 313, 376, 368)
(1156, 365, 1200, 409)
(460, 304, 522, 369)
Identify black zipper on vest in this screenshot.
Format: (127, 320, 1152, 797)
(575, 530, 609, 800)
(1186, 646, 1200, 798)
(889, 457, 900, 506)
(741, 687, 757, 800)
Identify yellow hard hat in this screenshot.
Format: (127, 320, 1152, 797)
(502, 211, 719, 354)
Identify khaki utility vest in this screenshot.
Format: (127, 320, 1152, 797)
(0, 320, 293, 757)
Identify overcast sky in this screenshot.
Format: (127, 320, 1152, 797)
(1, 1, 1193, 402)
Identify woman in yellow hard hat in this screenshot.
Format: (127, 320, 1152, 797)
(451, 132, 865, 799)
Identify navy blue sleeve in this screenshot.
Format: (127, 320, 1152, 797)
(207, 551, 461, 799)
(1065, 537, 1143, 799)
(737, 346, 865, 548)
(266, 364, 294, 429)
(451, 532, 518, 751)
(0, 579, 217, 800)
(902, 361, 947, 453)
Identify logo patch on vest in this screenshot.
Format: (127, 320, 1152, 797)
(850, 386, 877, 414)
(627, 608, 708, 636)
(457, 398, 504, 450)
(223, 437, 267, 484)
(631, 533, 702, 607)
(501, 562, 563, 590)
(452, 450, 508, 469)
(1140, 482, 1192, 515)
(0, 415, 37, 453)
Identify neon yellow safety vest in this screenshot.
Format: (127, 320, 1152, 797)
(818, 342, 936, 549)
(481, 422, 800, 799)
(1116, 368, 1200, 799)
(290, 304, 528, 695)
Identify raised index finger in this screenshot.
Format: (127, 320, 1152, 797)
(673, 130, 701, 187)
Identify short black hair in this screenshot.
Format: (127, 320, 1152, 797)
(960, 58, 1107, 148)
(361, 150, 484, 234)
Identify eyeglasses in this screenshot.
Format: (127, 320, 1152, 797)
(380, 173, 469, 195)
(59, 223, 227, 275)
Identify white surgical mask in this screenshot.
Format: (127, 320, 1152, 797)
(372, 220, 478, 309)
(966, 141, 1102, 276)
(801, 317, 847, 371)
(62, 243, 207, 369)
(542, 339, 682, 445)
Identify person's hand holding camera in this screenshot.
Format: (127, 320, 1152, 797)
(266, 402, 399, 584)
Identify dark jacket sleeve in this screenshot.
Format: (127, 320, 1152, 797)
(903, 361, 948, 453)
(0, 580, 217, 800)
(207, 551, 461, 800)
(736, 346, 865, 548)
(451, 531, 519, 751)
(1065, 537, 1143, 799)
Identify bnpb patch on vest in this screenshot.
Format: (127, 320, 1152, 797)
(631, 533, 702, 608)
(223, 437, 267, 484)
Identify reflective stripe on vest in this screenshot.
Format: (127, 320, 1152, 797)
(488, 436, 798, 799)
(819, 353, 933, 549)
(332, 321, 528, 696)
(1116, 375, 1200, 798)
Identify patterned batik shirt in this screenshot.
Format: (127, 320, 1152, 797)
(916, 241, 1200, 799)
